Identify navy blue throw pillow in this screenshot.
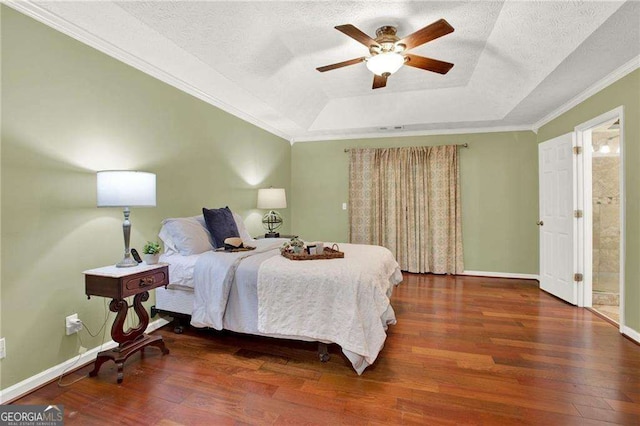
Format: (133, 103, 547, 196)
(202, 206, 240, 249)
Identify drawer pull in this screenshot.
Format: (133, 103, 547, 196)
(139, 277, 155, 287)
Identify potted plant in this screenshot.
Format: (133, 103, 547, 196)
(142, 241, 161, 265)
(289, 237, 305, 254)
(280, 237, 305, 255)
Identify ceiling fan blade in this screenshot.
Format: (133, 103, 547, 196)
(335, 24, 380, 48)
(372, 74, 387, 89)
(316, 57, 367, 72)
(404, 54, 454, 74)
(397, 19, 454, 50)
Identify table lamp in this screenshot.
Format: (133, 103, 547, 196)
(257, 187, 286, 238)
(97, 170, 156, 267)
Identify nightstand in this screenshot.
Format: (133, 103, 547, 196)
(83, 263, 170, 383)
(256, 234, 298, 239)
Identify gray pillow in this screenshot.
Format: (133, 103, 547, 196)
(202, 206, 240, 249)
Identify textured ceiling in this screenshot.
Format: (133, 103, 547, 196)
(20, 1, 640, 142)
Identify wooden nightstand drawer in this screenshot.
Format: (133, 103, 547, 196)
(123, 268, 168, 294)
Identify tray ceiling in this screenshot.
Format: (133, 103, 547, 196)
(15, 1, 640, 142)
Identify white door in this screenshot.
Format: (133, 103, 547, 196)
(539, 133, 578, 304)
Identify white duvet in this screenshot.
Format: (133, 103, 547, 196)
(190, 241, 281, 329)
(189, 241, 402, 374)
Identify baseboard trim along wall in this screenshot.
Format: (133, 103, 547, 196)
(461, 270, 540, 281)
(622, 326, 640, 345)
(0, 317, 171, 404)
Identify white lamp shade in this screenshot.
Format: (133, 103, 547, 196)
(366, 52, 405, 76)
(97, 170, 156, 207)
(257, 188, 287, 209)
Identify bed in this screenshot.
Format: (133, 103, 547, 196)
(154, 212, 402, 374)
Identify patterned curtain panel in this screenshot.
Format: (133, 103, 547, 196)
(348, 148, 376, 244)
(349, 145, 463, 274)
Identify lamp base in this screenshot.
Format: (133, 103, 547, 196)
(116, 254, 139, 268)
(262, 210, 283, 236)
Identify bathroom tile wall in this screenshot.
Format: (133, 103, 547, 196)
(592, 155, 620, 294)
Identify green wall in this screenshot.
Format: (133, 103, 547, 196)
(291, 131, 539, 275)
(0, 7, 290, 389)
(537, 69, 640, 333)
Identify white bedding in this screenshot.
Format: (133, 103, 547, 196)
(162, 240, 402, 374)
(257, 244, 401, 371)
(191, 241, 281, 330)
(159, 252, 200, 289)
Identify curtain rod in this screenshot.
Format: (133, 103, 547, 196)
(344, 143, 468, 152)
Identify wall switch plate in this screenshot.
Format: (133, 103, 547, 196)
(0, 338, 5, 359)
(65, 314, 82, 335)
(342, 203, 347, 210)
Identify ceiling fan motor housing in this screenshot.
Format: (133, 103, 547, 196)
(371, 26, 402, 54)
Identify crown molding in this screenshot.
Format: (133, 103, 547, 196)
(6, 2, 638, 145)
(291, 125, 534, 144)
(532, 55, 640, 132)
(4, 0, 292, 142)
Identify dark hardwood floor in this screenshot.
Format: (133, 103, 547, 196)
(14, 274, 640, 425)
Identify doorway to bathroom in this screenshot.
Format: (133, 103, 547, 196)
(590, 119, 621, 323)
(575, 107, 624, 328)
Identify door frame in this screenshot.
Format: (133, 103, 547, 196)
(574, 106, 625, 330)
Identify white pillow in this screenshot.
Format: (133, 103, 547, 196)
(232, 212, 255, 243)
(159, 216, 213, 256)
(158, 211, 253, 256)
(158, 225, 178, 254)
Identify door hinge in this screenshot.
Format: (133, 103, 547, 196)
(573, 146, 582, 155)
(574, 210, 583, 218)
(574, 273, 583, 282)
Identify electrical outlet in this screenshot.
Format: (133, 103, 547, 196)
(342, 202, 347, 210)
(65, 314, 82, 335)
(0, 338, 6, 359)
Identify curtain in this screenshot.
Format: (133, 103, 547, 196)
(349, 145, 463, 274)
(348, 148, 376, 244)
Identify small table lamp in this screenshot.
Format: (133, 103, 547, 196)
(97, 170, 156, 267)
(257, 187, 286, 238)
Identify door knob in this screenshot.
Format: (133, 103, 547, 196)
(537, 220, 544, 226)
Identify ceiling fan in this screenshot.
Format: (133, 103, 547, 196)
(317, 19, 455, 89)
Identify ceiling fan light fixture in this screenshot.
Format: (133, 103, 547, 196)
(366, 52, 405, 76)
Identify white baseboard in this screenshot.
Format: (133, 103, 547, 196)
(461, 270, 540, 281)
(622, 325, 640, 344)
(0, 317, 171, 404)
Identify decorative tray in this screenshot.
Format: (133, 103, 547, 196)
(282, 247, 344, 261)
